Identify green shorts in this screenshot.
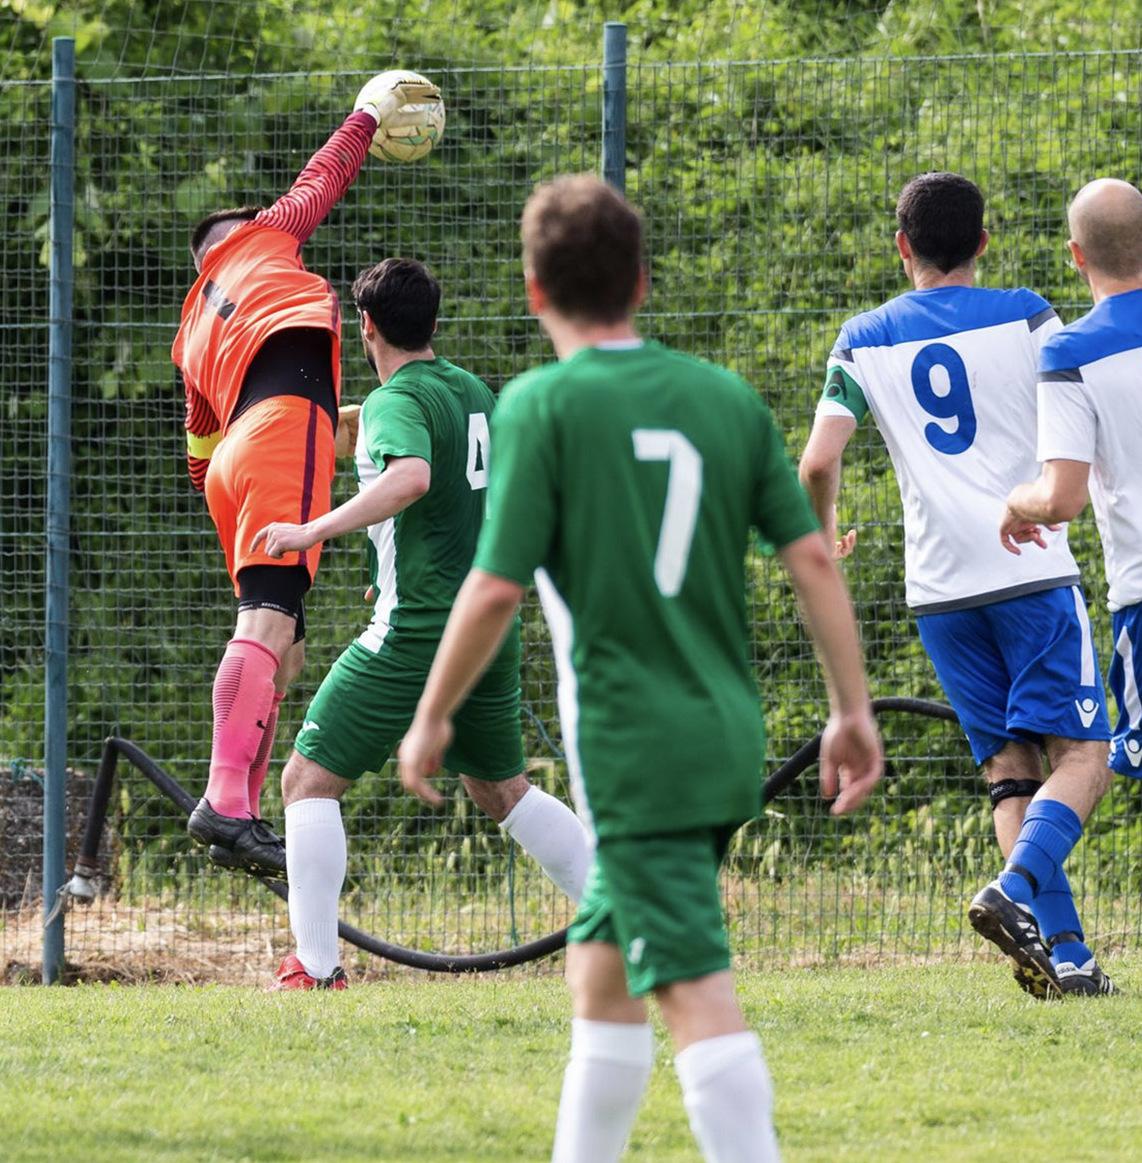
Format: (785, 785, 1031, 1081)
(294, 627, 524, 782)
(567, 824, 738, 997)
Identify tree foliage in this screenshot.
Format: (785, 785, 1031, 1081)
(2, 1, 1140, 890)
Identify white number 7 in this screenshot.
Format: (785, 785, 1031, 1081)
(632, 429, 703, 598)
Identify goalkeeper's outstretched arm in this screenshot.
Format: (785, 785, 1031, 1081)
(255, 73, 441, 247)
(255, 110, 378, 245)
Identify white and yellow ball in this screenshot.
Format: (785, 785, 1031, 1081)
(356, 69, 445, 164)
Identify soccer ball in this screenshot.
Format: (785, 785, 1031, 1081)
(362, 70, 445, 164)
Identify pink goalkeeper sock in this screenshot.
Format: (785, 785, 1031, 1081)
(248, 689, 285, 819)
(204, 638, 280, 819)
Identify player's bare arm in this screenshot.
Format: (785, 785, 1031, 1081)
(779, 530, 883, 814)
(398, 569, 524, 806)
(1000, 459, 1090, 556)
(333, 404, 361, 458)
(251, 455, 430, 557)
(799, 413, 858, 559)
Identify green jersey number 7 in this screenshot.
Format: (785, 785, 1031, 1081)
(633, 429, 704, 598)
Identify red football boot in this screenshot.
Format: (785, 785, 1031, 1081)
(269, 954, 348, 991)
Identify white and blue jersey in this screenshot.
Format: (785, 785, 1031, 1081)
(820, 286, 1079, 612)
(821, 285, 1108, 763)
(1037, 287, 1142, 775)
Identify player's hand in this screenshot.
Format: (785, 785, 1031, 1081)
(335, 405, 361, 459)
(251, 521, 318, 558)
(819, 708, 883, 816)
(354, 71, 441, 127)
(999, 506, 1060, 556)
(834, 528, 857, 560)
(398, 713, 454, 808)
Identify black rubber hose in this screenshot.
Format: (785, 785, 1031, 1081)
(763, 696, 958, 803)
(71, 696, 961, 973)
(74, 738, 121, 875)
(75, 736, 570, 972)
(262, 875, 569, 972)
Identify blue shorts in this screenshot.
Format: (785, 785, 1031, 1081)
(916, 584, 1110, 765)
(1108, 603, 1142, 778)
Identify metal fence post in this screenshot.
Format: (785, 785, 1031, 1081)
(44, 35, 76, 985)
(602, 22, 627, 192)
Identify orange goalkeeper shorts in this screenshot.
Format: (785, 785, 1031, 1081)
(204, 396, 335, 593)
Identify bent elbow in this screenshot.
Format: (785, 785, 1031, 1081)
(408, 463, 432, 501)
(798, 456, 836, 491)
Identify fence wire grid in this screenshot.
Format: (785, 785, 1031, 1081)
(2, 49, 1141, 983)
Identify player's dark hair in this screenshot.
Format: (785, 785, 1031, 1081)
(521, 175, 644, 323)
(352, 258, 441, 351)
(190, 206, 263, 263)
(896, 173, 985, 273)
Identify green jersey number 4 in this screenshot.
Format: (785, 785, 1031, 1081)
(632, 429, 704, 597)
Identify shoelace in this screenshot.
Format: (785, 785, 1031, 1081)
(247, 819, 284, 847)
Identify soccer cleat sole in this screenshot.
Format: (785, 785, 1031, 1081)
(968, 898, 1061, 1001)
(207, 844, 285, 879)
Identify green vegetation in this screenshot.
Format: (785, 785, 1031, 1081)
(2, 2, 1141, 956)
(1, 961, 1140, 1161)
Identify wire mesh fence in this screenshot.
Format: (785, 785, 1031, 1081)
(3, 46, 1142, 983)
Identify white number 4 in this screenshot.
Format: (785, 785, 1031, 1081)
(467, 412, 490, 490)
(632, 429, 703, 598)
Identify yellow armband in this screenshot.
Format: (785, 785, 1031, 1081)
(186, 430, 222, 460)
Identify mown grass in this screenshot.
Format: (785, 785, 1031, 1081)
(1, 958, 1139, 1162)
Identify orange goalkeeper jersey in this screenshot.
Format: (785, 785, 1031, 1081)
(173, 223, 343, 437)
(172, 110, 375, 489)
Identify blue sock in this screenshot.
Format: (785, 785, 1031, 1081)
(997, 799, 1083, 906)
(1029, 864, 1094, 967)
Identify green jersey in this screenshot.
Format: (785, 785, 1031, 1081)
(356, 357, 494, 648)
(474, 341, 818, 840)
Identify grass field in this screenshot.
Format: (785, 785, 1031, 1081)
(2, 958, 1139, 1162)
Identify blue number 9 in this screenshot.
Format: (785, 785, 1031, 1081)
(911, 342, 976, 454)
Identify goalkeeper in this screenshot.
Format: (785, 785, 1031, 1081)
(171, 74, 437, 874)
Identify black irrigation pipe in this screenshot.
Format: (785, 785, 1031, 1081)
(69, 696, 959, 973)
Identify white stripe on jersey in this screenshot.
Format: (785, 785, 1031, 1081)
(358, 516, 398, 653)
(354, 420, 399, 653)
(534, 567, 594, 840)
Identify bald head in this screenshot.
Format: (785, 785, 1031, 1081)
(1068, 179, 1142, 280)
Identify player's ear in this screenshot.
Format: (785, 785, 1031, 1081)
(358, 307, 376, 340)
(894, 230, 911, 262)
(1067, 238, 1088, 280)
(975, 229, 989, 258)
(524, 270, 546, 316)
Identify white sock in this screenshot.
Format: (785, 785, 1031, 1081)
(284, 797, 346, 979)
(501, 785, 591, 901)
(675, 1032, 780, 1163)
(551, 1019, 654, 1163)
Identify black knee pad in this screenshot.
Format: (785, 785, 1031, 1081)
(987, 778, 1042, 809)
